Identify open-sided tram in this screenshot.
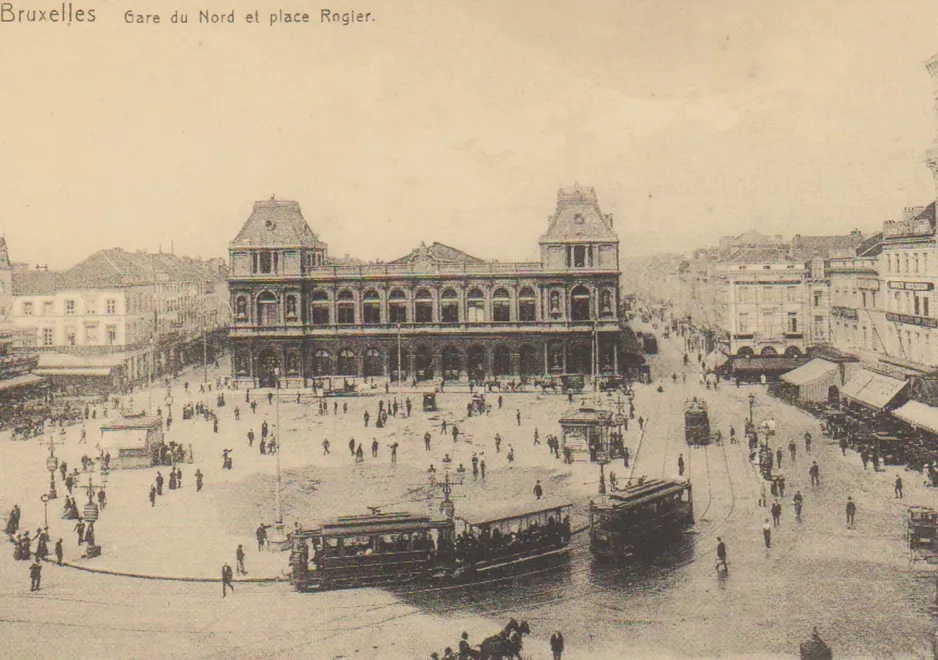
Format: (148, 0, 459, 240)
(685, 398, 710, 446)
(589, 478, 694, 560)
(289, 500, 574, 591)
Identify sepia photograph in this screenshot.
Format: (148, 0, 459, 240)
(5, 0, 938, 658)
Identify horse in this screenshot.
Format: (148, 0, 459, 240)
(475, 619, 530, 660)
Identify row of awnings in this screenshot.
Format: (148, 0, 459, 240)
(841, 369, 908, 410)
(781, 359, 840, 403)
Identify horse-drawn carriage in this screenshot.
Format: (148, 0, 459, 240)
(433, 619, 531, 660)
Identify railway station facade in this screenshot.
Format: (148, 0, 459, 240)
(227, 186, 625, 388)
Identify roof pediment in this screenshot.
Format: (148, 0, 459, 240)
(389, 241, 486, 265)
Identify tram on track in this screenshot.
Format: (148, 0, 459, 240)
(289, 500, 573, 591)
(588, 478, 694, 560)
(685, 398, 711, 446)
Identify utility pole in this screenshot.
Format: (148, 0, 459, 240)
(397, 323, 403, 396)
(275, 367, 282, 526)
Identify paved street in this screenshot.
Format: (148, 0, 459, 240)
(2, 337, 938, 658)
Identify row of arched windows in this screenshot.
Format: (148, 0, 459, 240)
(234, 285, 615, 326)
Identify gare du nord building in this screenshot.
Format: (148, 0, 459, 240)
(227, 186, 625, 388)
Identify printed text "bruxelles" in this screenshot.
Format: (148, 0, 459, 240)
(0, 2, 96, 23)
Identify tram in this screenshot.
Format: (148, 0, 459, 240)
(588, 478, 694, 560)
(907, 506, 938, 565)
(289, 500, 574, 591)
(685, 398, 711, 446)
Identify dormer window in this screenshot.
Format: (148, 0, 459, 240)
(265, 219, 277, 231)
(574, 214, 585, 225)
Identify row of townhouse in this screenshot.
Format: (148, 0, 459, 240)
(9, 248, 229, 394)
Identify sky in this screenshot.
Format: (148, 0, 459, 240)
(1, 0, 938, 269)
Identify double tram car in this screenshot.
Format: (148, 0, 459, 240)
(453, 498, 573, 576)
(589, 479, 694, 560)
(685, 398, 710, 446)
(289, 501, 574, 591)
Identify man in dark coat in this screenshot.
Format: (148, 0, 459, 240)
(29, 560, 42, 591)
(55, 538, 63, 566)
(550, 631, 564, 660)
(156, 472, 164, 496)
(222, 562, 234, 597)
(150, 485, 157, 507)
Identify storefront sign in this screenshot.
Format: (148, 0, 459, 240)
(831, 306, 858, 320)
(857, 278, 880, 291)
(886, 312, 938, 328)
(888, 281, 934, 291)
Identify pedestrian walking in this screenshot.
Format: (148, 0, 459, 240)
(776, 447, 783, 469)
(895, 475, 904, 498)
(256, 524, 268, 551)
(390, 442, 399, 463)
(247, 429, 255, 447)
(516, 409, 521, 426)
(156, 472, 164, 496)
(495, 434, 502, 453)
(809, 461, 820, 486)
(55, 538, 63, 566)
(839, 436, 848, 456)
(348, 437, 356, 456)
(322, 439, 330, 455)
(711, 536, 728, 571)
(533, 428, 540, 445)
(29, 559, 42, 591)
(771, 499, 782, 527)
(623, 446, 630, 468)
(762, 518, 772, 548)
(793, 490, 803, 518)
(860, 449, 869, 470)
(638, 416, 645, 431)
(550, 631, 565, 660)
(424, 432, 432, 451)
(236, 544, 246, 575)
(804, 431, 812, 453)
(149, 485, 156, 507)
(195, 469, 204, 492)
(372, 438, 379, 458)
(678, 453, 685, 477)
(534, 480, 543, 500)
(846, 497, 856, 526)
(222, 562, 234, 597)
(789, 440, 796, 463)
(480, 459, 486, 479)
(364, 411, 370, 427)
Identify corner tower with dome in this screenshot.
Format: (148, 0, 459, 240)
(227, 186, 626, 388)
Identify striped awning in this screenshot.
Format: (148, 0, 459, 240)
(780, 359, 839, 402)
(842, 369, 907, 410)
(892, 401, 938, 435)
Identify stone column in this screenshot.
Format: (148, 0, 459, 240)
(510, 352, 520, 378)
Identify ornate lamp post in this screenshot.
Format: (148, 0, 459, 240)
(748, 392, 755, 426)
(42, 435, 59, 500)
(40, 493, 50, 529)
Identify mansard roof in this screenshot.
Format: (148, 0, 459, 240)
(230, 198, 326, 249)
(389, 241, 486, 265)
(539, 185, 618, 244)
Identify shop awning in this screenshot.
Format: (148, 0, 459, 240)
(780, 359, 840, 402)
(705, 350, 730, 369)
(892, 401, 938, 435)
(842, 369, 907, 409)
(731, 357, 810, 373)
(0, 373, 45, 392)
(34, 367, 115, 377)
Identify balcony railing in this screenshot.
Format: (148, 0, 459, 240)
(230, 261, 619, 279)
(229, 319, 622, 336)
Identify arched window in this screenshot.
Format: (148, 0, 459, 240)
(442, 346, 462, 380)
(313, 349, 332, 375)
(337, 348, 357, 375)
(519, 344, 539, 376)
(257, 291, 279, 327)
(760, 346, 778, 357)
(571, 285, 591, 321)
(363, 348, 383, 377)
(363, 289, 380, 325)
(492, 288, 510, 322)
(441, 288, 459, 324)
(518, 287, 536, 322)
(467, 288, 485, 323)
(467, 344, 485, 379)
(311, 290, 330, 325)
(389, 289, 407, 324)
(415, 289, 433, 323)
(337, 289, 355, 324)
(285, 352, 300, 375)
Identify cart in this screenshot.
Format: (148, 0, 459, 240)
(422, 392, 438, 412)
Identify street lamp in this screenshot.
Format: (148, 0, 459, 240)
(42, 435, 59, 500)
(748, 392, 755, 426)
(274, 367, 282, 526)
(396, 323, 403, 396)
(40, 494, 49, 529)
